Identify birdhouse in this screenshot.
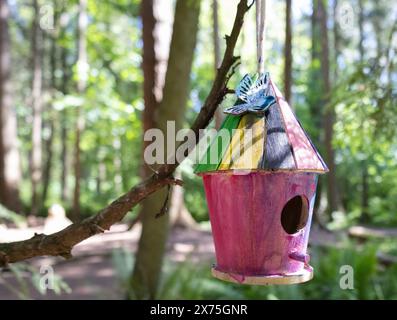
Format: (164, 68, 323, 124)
(195, 73, 328, 285)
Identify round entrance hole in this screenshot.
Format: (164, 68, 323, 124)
(280, 195, 309, 234)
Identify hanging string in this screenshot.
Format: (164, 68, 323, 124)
(256, 0, 266, 74)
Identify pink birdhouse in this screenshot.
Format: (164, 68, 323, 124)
(195, 73, 328, 285)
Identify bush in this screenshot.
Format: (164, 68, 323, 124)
(155, 240, 397, 300)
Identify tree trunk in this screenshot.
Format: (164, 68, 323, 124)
(127, 0, 171, 281)
(371, 1, 383, 60)
(358, 0, 364, 63)
(360, 161, 369, 223)
(129, 0, 171, 297)
(97, 159, 106, 195)
(312, 174, 324, 226)
(386, 22, 396, 84)
(42, 119, 55, 205)
(113, 136, 122, 194)
(212, 0, 224, 129)
(140, 0, 168, 179)
(0, 0, 22, 213)
(169, 170, 197, 228)
(42, 3, 59, 205)
(357, 0, 369, 223)
(310, 0, 323, 223)
(129, 0, 201, 299)
(135, 0, 195, 231)
(319, 0, 340, 216)
(60, 40, 69, 202)
(310, 0, 322, 141)
(30, 0, 43, 215)
(135, 0, 171, 230)
(333, 0, 341, 80)
(73, 0, 87, 221)
(140, 3, 156, 154)
(284, 0, 292, 104)
(126, 0, 171, 232)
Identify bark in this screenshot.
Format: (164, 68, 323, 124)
(312, 174, 324, 226)
(169, 170, 197, 228)
(130, 0, 170, 243)
(319, 0, 340, 216)
(333, 0, 341, 81)
(284, 0, 292, 104)
(0, 0, 251, 268)
(0, 177, 183, 265)
(140, 0, 171, 179)
(140, 0, 157, 170)
(311, 2, 317, 60)
(310, 0, 322, 138)
(357, 0, 369, 223)
(386, 21, 397, 83)
(213, 0, 224, 129)
(136, 0, 169, 233)
(130, 0, 201, 300)
(42, 120, 55, 205)
(30, 0, 43, 215)
(73, 0, 87, 221)
(98, 163, 106, 195)
(113, 137, 122, 194)
(136, 0, 197, 232)
(358, 0, 364, 63)
(371, 1, 383, 60)
(360, 161, 369, 223)
(60, 43, 69, 202)
(213, 0, 221, 72)
(42, 4, 59, 205)
(0, 0, 22, 212)
(310, 0, 323, 222)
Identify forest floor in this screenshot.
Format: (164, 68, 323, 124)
(0, 223, 338, 300)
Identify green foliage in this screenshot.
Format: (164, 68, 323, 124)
(11, 0, 143, 216)
(111, 247, 134, 292)
(154, 240, 396, 300)
(0, 205, 26, 226)
(181, 163, 208, 222)
(332, 59, 397, 225)
(0, 263, 71, 299)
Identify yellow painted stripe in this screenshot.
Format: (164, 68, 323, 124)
(218, 114, 265, 170)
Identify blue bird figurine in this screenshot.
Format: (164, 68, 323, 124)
(224, 72, 277, 116)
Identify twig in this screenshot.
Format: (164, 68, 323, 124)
(225, 88, 236, 95)
(155, 185, 171, 219)
(127, 178, 183, 229)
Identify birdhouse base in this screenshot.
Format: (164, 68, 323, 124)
(211, 266, 313, 285)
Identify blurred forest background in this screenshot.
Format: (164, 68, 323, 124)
(0, 0, 397, 299)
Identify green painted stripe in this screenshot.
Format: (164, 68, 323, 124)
(194, 115, 241, 173)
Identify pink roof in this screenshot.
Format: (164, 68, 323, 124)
(270, 80, 328, 173)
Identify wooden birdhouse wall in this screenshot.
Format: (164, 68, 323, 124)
(203, 172, 317, 279)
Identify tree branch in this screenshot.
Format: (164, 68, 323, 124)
(0, 0, 251, 267)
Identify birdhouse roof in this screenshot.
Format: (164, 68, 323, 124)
(195, 76, 328, 174)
